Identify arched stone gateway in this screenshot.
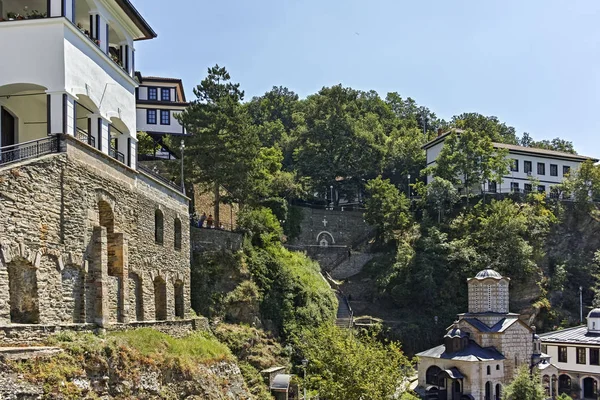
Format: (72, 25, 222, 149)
(316, 231, 335, 247)
(174, 279, 184, 318)
(7, 257, 39, 324)
(128, 271, 143, 322)
(154, 276, 167, 321)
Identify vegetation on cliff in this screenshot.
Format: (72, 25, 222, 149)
(7, 329, 247, 399)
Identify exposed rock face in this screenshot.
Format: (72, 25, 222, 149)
(0, 360, 252, 399)
(0, 137, 191, 329)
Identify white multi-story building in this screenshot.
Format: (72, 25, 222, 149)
(540, 310, 600, 399)
(135, 72, 188, 159)
(0, 0, 156, 169)
(424, 130, 598, 195)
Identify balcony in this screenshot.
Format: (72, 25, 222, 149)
(0, 1, 48, 22)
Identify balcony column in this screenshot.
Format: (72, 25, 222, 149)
(48, 0, 74, 20)
(118, 41, 133, 75)
(129, 136, 137, 170)
(89, 11, 108, 53)
(47, 92, 76, 136)
(90, 115, 109, 155)
(117, 131, 129, 165)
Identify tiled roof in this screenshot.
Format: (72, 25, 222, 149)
(463, 317, 520, 333)
(539, 326, 600, 345)
(493, 142, 597, 162)
(416, 342, 505, 362)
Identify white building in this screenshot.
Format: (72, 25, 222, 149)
(416, 269, 554, 400)
(135, 73, 187, 135)
(0, 0, 156, 169)
(540, 310, 600, 399)
(424, 130, 598, 195)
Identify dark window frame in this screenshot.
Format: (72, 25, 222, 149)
(537, 162, 546, 175)
(577, 347, 587, 365)
(550, 164, 558, 177)
(510, 159, 519, 172)
(510, 182, 519, 192)
(524, 161, 532, 174)
(590, 348, 600, 366)
(538, 185, 546, 193)
(524, 183, 532, 193)
(563, 165, 571, 176)
(154, 209, 164, 245)
(160, 110, 171, 125)
(161, 88, 171, 102)
(147, 109, 157, 125)
(558, 346, 568, 363)
(147, 87, 158, 101)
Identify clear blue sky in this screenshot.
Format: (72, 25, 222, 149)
(134, 0, 600, 158)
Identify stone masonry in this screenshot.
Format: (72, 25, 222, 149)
(0, 135, 191, 328)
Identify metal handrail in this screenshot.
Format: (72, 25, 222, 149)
(108, 146, 124, 163)
(138, 164, 183, 193)
(0, 136, 60, 167)
(75, 128, 95, 148)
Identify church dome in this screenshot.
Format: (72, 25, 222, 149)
(588, 308, 600, 332)
(474, 269, 503, 279)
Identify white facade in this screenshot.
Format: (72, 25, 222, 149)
(135, 75, 188, 137)
(424, 132, 597, 195)
(0, 0, 156, 170)
(540, 311, 600, 399)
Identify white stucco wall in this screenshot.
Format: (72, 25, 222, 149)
(136, 108, 185, 134)
(0, 19, 66, 91)
(545, 344, 600, 375)
(64, 23, 136, 137)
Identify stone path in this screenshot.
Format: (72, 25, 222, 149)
(0, 346, 62, 361)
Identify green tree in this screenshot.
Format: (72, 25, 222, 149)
(364, 176, 411, 243)
(449, 199, 555, 280)
(426, 177, 460, 223)
(293, 85, 390, 201)
(178, 65, 263, 223)
(452, 112, 518, 144)
(296, 325, 414, 400)
(136, 131, 161, 156)
(502, 366, 546, 400)
(428, 129, 510, 198)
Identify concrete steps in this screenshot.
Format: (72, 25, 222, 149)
(335, 293, 353, 329)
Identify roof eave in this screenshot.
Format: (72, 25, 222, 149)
(115, 0, 157, 41)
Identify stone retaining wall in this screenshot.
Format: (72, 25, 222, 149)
(0, 135, 191, 331)
(191, 227, 243, 253)
(0, 318, 209, 345)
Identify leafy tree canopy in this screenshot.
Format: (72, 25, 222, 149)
(296, 325, 414, 400)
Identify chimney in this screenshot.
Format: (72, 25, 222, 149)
(437, 128, 444, 137)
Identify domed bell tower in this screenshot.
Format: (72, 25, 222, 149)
(467, 269, 510, 327)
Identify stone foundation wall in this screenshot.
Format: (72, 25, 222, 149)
(0, 136, 191, 329)
(191, 227, 243, 253)
(0, 318, 209, 345)
(288, 206, 372, 247)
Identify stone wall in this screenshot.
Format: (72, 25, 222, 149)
(288, 206, 372, 247)
(191, 227, 243, 253)
(0, 317, 209, 346)
(0, 135, 191, 329)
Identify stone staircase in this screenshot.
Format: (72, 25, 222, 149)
(335, 292, 353, 328)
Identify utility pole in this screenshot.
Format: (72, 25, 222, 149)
(302, 359, 309, 399)
(580, 286, 583, 324)
(180, 140, 185, 196)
